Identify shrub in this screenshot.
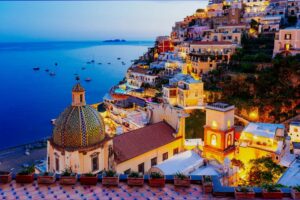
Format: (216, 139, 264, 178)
(174, 172, 189, 180)
(18, 165, 35, 175)
(150, 172, 163, 179)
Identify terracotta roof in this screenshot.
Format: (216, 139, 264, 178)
(191, 41, 234, 45)
(218, 23, 246, 27)
(129, 67, 150, 75)
(113, 121, 179, 164)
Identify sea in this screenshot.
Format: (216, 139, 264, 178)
(0, 41, 153, 149)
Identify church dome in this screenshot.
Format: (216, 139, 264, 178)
(51, 83, 106, 149)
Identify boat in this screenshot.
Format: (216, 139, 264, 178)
(98, 62, 102, 65)
(86, 62, 91, 64)
(33, 67, 40, 71)
(54, 62, 58, 66)
(49, 72, 56, 76)
(107, 62, 111, 65)
(117, 57, 121, 60)
(85, 77, 92, 82)
(81, 67, 86, 70)
(50, 119, 56, 125)
(91, 60, 95, 63)
(45, 69, 49, 72)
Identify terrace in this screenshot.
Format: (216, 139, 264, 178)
(0, 175, 296, 199)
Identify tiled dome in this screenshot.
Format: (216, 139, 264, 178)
(52, 105, 105, 149)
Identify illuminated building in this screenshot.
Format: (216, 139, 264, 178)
(162, 74, 204, 108)
(289, 121, 300, 142)
(156, 36, 174, 53)
(126, 66, 158, 89)
(238, 122, 286, 164)
(273, 27, 300, 56)
(203, 102, 235, 163)
(47, 83, 186, 174)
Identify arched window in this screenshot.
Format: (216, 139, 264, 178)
(227, 134, 232, 147)
(211, 134, 217, 146)
(227, 120, 231, 129)
(91, 153, 99, 172)
(80, 94, 83, 102)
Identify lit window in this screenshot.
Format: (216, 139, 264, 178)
(294, 128, 298, 132)
(227, 134, 232, 146)
(227, 120, 231, 129)
(211, 134, 217, 146)
(285, 34, 291, 40)
(212, 121, 218, 129)
(91, 155, 99, 172)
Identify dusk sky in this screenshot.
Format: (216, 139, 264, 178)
(0, 1, 207, 42)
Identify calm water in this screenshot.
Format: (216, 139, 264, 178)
(0, 41, 153, 149)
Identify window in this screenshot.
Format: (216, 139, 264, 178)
(138, 163, 144, 174)
(212, 120, 218, 129)
(294, 128, 298, 132)
(285, 34, 292, 40)
(173, 148, 179, 155)
(227, 120, 231, 129)
(163, 152, 168, 161)
(227, 134, 232, 147)
(211, 134, 217, 146)
(124, 169, 131, 174)
(55, 157, 60, 171)
(92, 156, 99, 172)
(151, 157, 157, 167)
(80, 94, 83, 102)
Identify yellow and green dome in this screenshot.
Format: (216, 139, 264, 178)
(52, 105, 105, 149)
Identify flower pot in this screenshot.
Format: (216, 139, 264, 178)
(174, 177, 191, 187)
(59, 175, 77, 185)
(16, 173, 34, 184)
(102, 176, 119, 186)
(127, 177, 144, 186)
(79, 175, 98, 185)
(37, 174, 56, 184)
(0, 172, 12, 184)
(235, 188, 255, 199)
(148, 178, 165, 187)
(291, 189, 300, 200)
(262, 189, 283, 199)
(202, 182, 213, 193)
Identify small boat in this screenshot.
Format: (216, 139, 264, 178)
(81, 67, 86, 70)
(33, 67, 40, 71)
(49, 72, 56, 76)
(54, 62, 58, 66)
(98, 62, 102, 65)
(50, 119, 56, 125)
(45, 69, 49, 72)
(117, 57, 121, 60)
(87, 62, 91, 64)
(85, 77, 92, 82)
(107, 62, 111, 65)
(91, 60, 95, 63)
(74, 73, 78, 76)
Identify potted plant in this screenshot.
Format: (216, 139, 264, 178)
(16, 165, 35, 183)
(127, 171, 144, 186)
(291, 185, 300, 200)
(202, 175, 213, 193)
(148, 172, 165, 187)
(59, 168, 77, 185)
(37, 172, 56, 184)
(0, 171, 12, 184)
(174, 172, 190, 187)
(102, 170, 119, 186)
(261, 184, 283, 199)
(79, 172, 98, 185)
(235, 186, 255, 199)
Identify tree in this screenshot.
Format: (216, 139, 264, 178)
(245, 157, 285, 186)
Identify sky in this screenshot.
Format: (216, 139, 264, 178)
(0, 1, 207, 42)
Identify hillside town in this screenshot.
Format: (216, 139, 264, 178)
(1, 0, 300, 199)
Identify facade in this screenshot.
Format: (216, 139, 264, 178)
(203, 102, 236, 163)
(238, 123, 286, 164)
(126, 66, 158, 88)
(163, 74, 204, 108)
(289, 121, 300, 142)
(273, 27, 300, 56)
(243, 0, 270, 23)
(156, 36, 174, 53)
